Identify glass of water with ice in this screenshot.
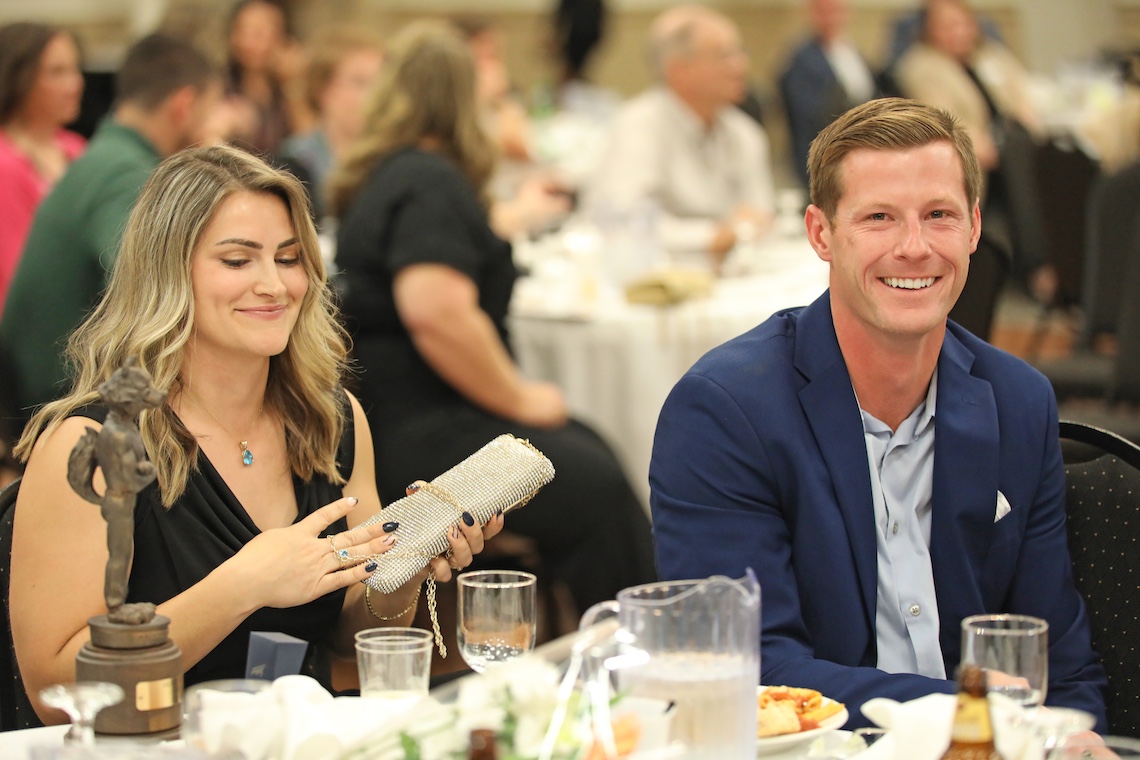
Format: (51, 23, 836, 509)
(457, 570, 537, 672)
(960, 614, 1049, 709)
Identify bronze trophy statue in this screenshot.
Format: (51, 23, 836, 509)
(67, 357, 183, 735)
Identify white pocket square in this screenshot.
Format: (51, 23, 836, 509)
(995, 491, 1012, 522)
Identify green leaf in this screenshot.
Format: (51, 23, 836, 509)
(399, 732, 421, 760)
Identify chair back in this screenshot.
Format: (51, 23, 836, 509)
(1036, 139, 1101, 305)
(1060, 420, 1140, 736)
(1110, 224, 1140, 403)
(0, 479, 42, 731)
(1080, 162, 1140, 347)
(948, 230, 1009, 341)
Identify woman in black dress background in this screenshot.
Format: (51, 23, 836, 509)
(331, 22, 655, 616)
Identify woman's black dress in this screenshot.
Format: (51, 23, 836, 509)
(335, 147, 655, 613)
(71, 404, 354, 688)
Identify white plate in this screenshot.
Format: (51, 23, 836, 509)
(755, 686, 850, 757)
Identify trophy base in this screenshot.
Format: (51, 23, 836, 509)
(77, 614, 184, 736)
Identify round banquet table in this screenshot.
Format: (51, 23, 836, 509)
(510, 237, 829, 508)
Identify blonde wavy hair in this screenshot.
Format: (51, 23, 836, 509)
(17, 144, 350, 507)
(328, 20, 496, 217)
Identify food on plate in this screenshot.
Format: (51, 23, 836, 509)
(757, 686, 846, 738)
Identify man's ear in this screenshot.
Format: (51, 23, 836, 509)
(804, 204, 833, 263)
(968, 200, 982, 255)
(164, 85, 197, 128)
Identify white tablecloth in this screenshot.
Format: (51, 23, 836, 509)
(511, 239, 829, 507)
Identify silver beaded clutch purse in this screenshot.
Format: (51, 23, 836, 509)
(360, 434, 555, 594)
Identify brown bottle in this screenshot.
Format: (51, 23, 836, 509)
(468, 728, 499, 760)
(940, 664, 1004, 760)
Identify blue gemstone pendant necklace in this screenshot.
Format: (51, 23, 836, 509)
(190, 394, 263, 467)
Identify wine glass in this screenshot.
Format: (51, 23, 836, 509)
(457, 570, 537, 672)
(960, 614, 1049, 709)
(39, 681, 124, 746)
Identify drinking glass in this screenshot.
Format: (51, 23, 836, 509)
(960, 614, 1049, 709)
(354, 627, 433, 709)
(457, 570, 537, 672)
(38, 682, 124, 746)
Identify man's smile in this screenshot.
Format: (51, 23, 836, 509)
(880, 276, 939, 290)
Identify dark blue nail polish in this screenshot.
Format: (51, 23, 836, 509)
(347, 496, 358, 505)
(462, 512, 475, 527)
(496, 508, 504, 517)
(382, 521, 399, 533)
(406, 482, 420, 492)
(364, 562, 378, 572)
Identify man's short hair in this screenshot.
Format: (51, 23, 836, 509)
(807, 97, 982, 223)
(115, 33, 217, 110)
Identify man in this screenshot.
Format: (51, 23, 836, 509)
(588, 5, 774, 265)
(1, 34, 222, 418)
(649, 99, 1107, 729)
(780, 0, 880, 186)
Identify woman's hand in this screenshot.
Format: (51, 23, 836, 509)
(404, 481, 506, 583)
(516, 380, 568, 429)
(232, 496, 397, 610)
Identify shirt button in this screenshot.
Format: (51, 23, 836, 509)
(892, 522, 899, 535)
(909, 604, 921, 617)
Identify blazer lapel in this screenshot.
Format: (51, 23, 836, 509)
(794, 293, 879, 628)
(930, 331, 1000, 646)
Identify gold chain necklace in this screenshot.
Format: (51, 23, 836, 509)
(187, 393, 263, 466)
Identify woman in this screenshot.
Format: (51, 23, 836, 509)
(895, 0, 1054, 304)
(0, 22, 85, 314)
(279, 26, 384, 222)
(11, 144, 500, 725)
(225, 0, 309, 156)
(330, 22, 655, 619)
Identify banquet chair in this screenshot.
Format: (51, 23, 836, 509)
(1036, 139, 1101, 308)
(0, 478, 41, 731)
(1059, 421, 1140, 736)
(1035, 164, 1140, 402)
(948, 229, 1009, 341)
(1077, 162, 1140, 349)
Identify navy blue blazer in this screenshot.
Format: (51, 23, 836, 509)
(650, 291, 1108, 730)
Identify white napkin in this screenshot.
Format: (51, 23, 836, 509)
(191, 675, 429, 760)
(859, 693, 1041, 760)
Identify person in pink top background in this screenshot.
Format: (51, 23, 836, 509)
(0, 22, 86, 315)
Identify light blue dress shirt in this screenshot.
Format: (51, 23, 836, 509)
(858, 368, 946, 679)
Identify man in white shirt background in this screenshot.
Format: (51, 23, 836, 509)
(588, 4, 775, 268)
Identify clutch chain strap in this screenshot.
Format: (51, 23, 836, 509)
(358, 450, 548, 659)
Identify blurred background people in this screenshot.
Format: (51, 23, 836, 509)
(588, 4, 775, 268)
(225, 0, 310, 156)
(453, 15, 534, 164)
(551, 0, 618, 118)
(330, 21, 655, 622)
(1, 33, 221, 423)
(895, 0, 1055, 304)
(279, 26, 384, 223)
(0, 22, 85, 316)
(780, 0, 881, 187)
(885, 0, 1006, 70)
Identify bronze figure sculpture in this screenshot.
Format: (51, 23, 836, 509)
(66, 356, 166, 624)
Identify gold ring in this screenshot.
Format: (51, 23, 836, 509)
(329, 535, 351, 567)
